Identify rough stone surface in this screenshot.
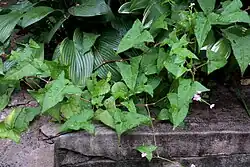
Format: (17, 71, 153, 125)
(0, 91, 54, 167)
(54, 85, 250, 167)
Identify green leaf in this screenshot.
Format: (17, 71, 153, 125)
(223, 27, 250, 74)
(113, 109, 151, 136)
(157, 108, 170, 120)
(86, 74, 111, 97)
(207, 50, 227, 74)
(45, 14, 69, 43)
(58, 29, 97, 86)
(221, 0, 242, 15)
(140, 50, 158, 75)
(60, 95, 91, 119)
(116, 56, 141, 90)
(117, 20, 154, 53)
(41, 71, 82, 112)
(136, 145, 157, 161)
(197, 0, 215, 14)
(93, 32, 121, 80)
(195, 13, 212, 49)
(4, 59, 50, 80)
(44, 60, 68, 79)
(164, 56, 188, 78)
(0, 59, 4, 75)
(20, 6, 54, 28)
(111, 82, 129, 99)
(68, 0, 112, 17)
(0, 88, 14, 111)
(94, 109, 115, 128)
(60, 110, 95, 134)
(121, 99, 137, 113)
(0, 11, 22, 43)
(0, 122, 20, 143)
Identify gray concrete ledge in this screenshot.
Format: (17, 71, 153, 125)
(54, 86, 250, 167)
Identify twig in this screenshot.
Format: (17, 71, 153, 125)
(22, 79, 35, 90)
(26, 77, 42, 89)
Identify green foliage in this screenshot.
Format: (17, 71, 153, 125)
(0, 0, 249, 153)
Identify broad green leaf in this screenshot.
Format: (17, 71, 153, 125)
(130, 0, 149, 11)
(59, 29, 96, 86)
(157, 48, 168, 72)
(221, 0, 242, 15)
(45, 14, 69, 43)
(0, 122, 20, 143)
(195, 13, 212, 49)
(93, 32, 121, 80)
(117, 20, 154, 53)
(113, 109, 151, 136)
(149, 14, 168, 37)
(60, 95, 91, 119)
(157, 108, 170, 120)
(118, 2, 134, 14)
(121, 99, 137, 113)
(171, 103, 189, 128)
(111, 82, 129, 99)
(140, 50, 158, 75)
(13, 107, 41, 132)
(197, 0, 216, 14)
(94, 109, 115, 128)
(0, 88, 14, 111)
(8, 0, 34, 12)
(60, 110, 95, 134)
(136, 145, 157, 161)
(207, 50, 227, 74)
(68, 0, 111, 17)
(73, 28, 100, 55)
(223, 27, 250, 74)
(44, 60, 68, 79)
(0, 11, 22, 43)
(116, 56, 141, 90)
(42, 71, 82, 112)
(20, 6, 54, 28)
(4, 59, 50, 80)
(134, 73, 154, 96)
(86, 75, 111, 97)
(164, 56, 188, 78)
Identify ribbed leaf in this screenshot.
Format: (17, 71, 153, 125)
(68, 0, 111, 17)
(45, 14, 69, 43)
(8, 0, 34, 12)
(20, 6, 54, 28)
(93, 30, 121, 80)
(58, 29, 98, 86)
(0, 11, 22, 43)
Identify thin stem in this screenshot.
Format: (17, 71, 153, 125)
(195, 61, 208, 71)
(27, 77, 42, 89)
(22, 79, 35, 90)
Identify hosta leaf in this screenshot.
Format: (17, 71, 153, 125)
(59, 29, 97, 86)
(223, 27, 250, 75)
(130, 0, 149, 12)
(45, 14, 69, 43)
(136, 145, 157, 161)
(197, 0, 215, 14)
(111, 82, 129, 99)
(118, 2, 133, 14)
(93, 36, 121, 80)
(60, 110, 95, 134)
(195, 13, 212, 49)
(0, 11, 22, 43)
(41, 71, 82, 112)
(20, 6, 54, 28)
(68, 0, 111, 17)
(117, 19, 154, 53)
(8, 0, 34, 12)
(116, 56, 141, 90)
(73, 28, 100, 55)
(0, 59, 4, 75)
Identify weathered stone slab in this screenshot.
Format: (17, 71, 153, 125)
(54, 85, 250, 167)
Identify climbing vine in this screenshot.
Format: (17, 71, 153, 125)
(0, 0, 250, 165)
